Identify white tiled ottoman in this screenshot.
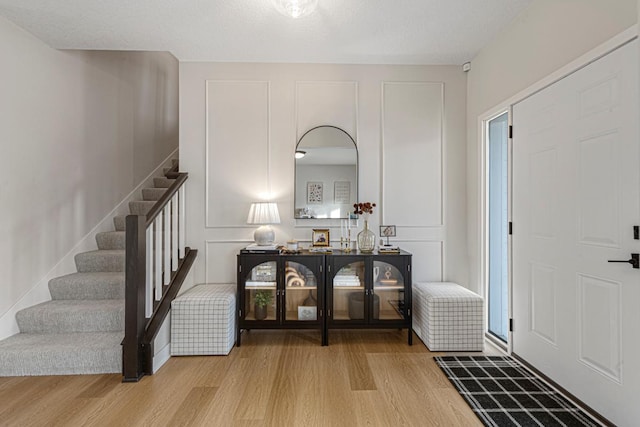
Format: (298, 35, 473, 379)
(171, 284, 236, 356)
(412, 282, 484, 352)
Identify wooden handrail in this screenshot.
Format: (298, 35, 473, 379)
(145, 173, 188, 226)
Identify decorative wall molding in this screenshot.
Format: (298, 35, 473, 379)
(205, 80, 271, 228)
(183, 63, 467, 287)
(295, 81, 359, 143)
(380, 81, 444, 228)
(204, 240, 252, 283)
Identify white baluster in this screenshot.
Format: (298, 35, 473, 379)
(179, 184, 186, 258)
(145, 225, 153, 317)
(171, 192, 178, 271)
(155, 213, 162, 301)
(163, 204, 171, 285)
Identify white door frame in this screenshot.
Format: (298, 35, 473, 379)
(480, 107, 513, 353)
(476, 24, 638, 356)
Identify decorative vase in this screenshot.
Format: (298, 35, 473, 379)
(357, 219, 375, 253)
(255, 304, 267, 320)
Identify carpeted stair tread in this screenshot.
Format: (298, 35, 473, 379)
(171, 158, 178, 167)
(49, 272, 124, 300)
(16, 299, 124, 333)
(129, 200, 156, 215)
(75, 250, 125, 272)
(113, 215, 126, 231)
(153, 177, 176, 188)
(142, 187, 167, 201)
(0, 332, 123, 376)
(96, 231, 125, 250)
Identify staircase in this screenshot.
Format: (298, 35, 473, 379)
(0, 163, 178, 377)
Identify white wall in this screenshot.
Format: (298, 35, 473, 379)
(180, 63, 467, 287)
(466, 0, 637, 293)
(0, 16, 179, 330)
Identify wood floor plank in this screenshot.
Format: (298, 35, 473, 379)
(343, 331, 377, 391)
(0, 330, 492, 426)
(76, 374, 121, 398)
(167, 386, 219, 426)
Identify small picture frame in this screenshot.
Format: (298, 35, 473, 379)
(334, 181, 351, 204)
(312, 229, 330, 247)
(298, 306, 317, 321)
(380, 225, 397, 238)
(307, 182, 323, 204)
(380, 225, 397, 247)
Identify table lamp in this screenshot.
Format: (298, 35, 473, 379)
(247, 202, 281, 246)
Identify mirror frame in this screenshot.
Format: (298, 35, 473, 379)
(294, 125, 358, 220)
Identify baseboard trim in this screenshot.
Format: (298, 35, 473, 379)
(0, 148, 179, 340)
(152, 342, 172, 374)
(511, 352, 614, 427)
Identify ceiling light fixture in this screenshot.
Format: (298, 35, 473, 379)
(295, 150, 306, 159)
(272, 0, 318, 19)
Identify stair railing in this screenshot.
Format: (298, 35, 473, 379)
(123, 172, 197, 382)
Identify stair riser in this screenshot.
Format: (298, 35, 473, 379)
(16, 307, 124, 334)
(49, 280, 124, 300)
(96, 232, 125, 250)
(114, 216, 126, 231)
(75, 252, 125, 272)
(129, 201, 156, 216)
(0, 332, 122, 376)
(0, 349, 121, 376)
(153, 177, 175, 188)
(142, 188, 167, 201)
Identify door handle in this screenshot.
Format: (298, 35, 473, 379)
(608, 253, 639, 269)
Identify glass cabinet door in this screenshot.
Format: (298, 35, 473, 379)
(244, 261, 277, 321)
(332, 261, 365, 320)
(372, 261, 405, 321)
(283, 260, 319, 322)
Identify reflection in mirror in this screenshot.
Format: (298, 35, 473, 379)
(295, 126, 357, 219)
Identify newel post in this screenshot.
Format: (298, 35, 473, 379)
(123, 215, 147, 382)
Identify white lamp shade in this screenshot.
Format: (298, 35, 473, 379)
(247, 202, 281, 225)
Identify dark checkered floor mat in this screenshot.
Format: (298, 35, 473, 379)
(435, 356, 603, 427)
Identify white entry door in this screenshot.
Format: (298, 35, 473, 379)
(512, 39, 640, 426)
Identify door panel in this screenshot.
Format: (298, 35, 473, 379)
(529, 262, 557, 345)
(579, 132, 620, 247)
(577, 273, 621, 383)
(512, 40, 639, 426)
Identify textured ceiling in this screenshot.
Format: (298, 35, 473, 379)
(0, 0, 532, 64)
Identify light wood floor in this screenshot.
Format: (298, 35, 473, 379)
(0, 330, 494, 426)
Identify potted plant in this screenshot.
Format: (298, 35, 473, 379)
(254, 290, 273, 320)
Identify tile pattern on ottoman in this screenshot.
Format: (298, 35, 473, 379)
(171, 284, 236, 356)
(413, 282, 484, 352)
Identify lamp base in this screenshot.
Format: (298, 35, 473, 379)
(254, 225, 275, 246)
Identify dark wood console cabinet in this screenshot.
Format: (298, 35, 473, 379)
(237, 250, 412, 346)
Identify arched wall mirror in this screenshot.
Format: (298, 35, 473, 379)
(294, 126, 358, 219)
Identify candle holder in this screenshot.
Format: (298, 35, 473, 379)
(340, 219, 353, 252)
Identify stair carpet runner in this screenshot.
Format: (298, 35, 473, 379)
(0, 164, 177, 376)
